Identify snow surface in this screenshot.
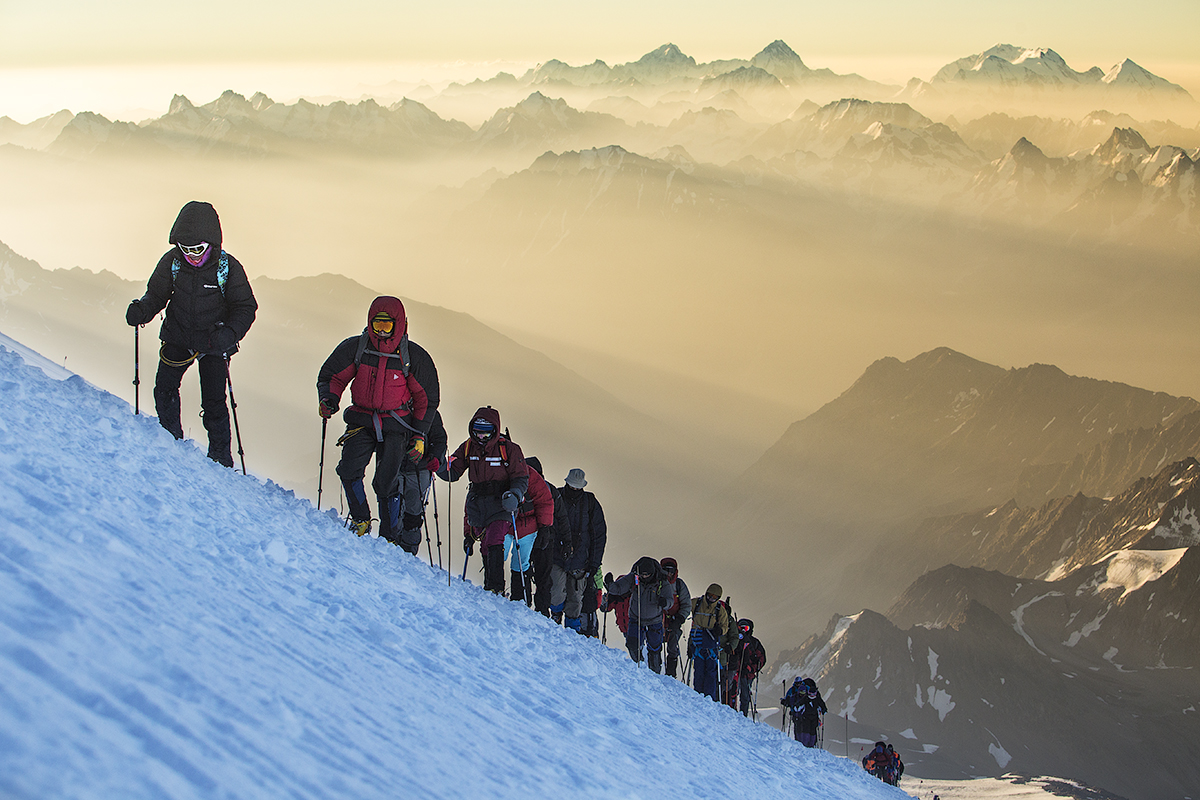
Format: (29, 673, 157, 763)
(0, 339, 908, 799)
(1096, 548, 1188, 598)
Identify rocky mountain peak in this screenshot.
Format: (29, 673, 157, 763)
(168, 94, 195, 115)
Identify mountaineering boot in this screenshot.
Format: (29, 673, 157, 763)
(349, 518, 372, 537)
(666, 654, 678, 678)
(398, 512, 423, 555)
(552, 611, 563, 624)
(523, 571, 534, 608)
(483, 544, 505, 594)
(509, 571, 525, 602)
(564, 616, 582, 633)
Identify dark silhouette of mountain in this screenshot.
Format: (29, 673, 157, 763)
(767, 452, 1200, 800)
(714, 347, 1200, 646)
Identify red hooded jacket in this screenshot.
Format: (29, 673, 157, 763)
(317, 296, 429, 435)
(515, 467, 554, 539)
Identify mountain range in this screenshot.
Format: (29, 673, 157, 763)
(765, 455, 1200, 800)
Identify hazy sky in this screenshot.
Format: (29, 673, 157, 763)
(2, 0, 1199, 122)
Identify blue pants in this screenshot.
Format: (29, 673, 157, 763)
(503, 532, 537, 572)
(693, 656, 721, 701)
(626, 621, 665, 672)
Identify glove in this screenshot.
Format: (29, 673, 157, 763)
(463, 533, 474, 556)
(126, 299, 148, 326)
(426, 456, 440, 474)
(406, 435, 425, 464)
(603, 571, 614, 589)
(318, 394, 338, 419)
(209, 324, 238, 355)
(501, 490, 519, 513)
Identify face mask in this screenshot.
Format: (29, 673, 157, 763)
(180, 242, 210, 266)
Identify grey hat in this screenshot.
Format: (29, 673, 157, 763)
(565, 468, 587, 489)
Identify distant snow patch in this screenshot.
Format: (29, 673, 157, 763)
(1152, 505, 1200, 547)
(988, 741, 1012, 768)
(843, 686, 863, 722)
(1012, 592, 1062, 654)
(899, 728, 917, 739)
(1097, 549, 1187, 598)
(927, 686, 956, 721)
(927, 647, 939, 680)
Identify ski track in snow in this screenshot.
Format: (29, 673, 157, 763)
(0, 342, 911, 799)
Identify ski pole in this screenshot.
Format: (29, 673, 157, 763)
(317, 417, 327, 510)
(431, 478, 443, 570)
(133, 325, 141, 415)
(422, 474, 435, 566)
(225, 356, 247, 475)
(423, 509, 435, 566)
(448, 472, 456, 584)
(635, 573, 643, 667)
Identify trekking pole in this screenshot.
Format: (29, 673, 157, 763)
(225, 357, 247, 475)
(431, 479, 443, 570)
(423, 511, 435, 567)
(317, 418, 328, 510)
(752, 675, 759, 722)
(133, 325, 141, 415)
(634, 573, 643, 668)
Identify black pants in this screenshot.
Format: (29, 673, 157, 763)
(154, 344, 232, 467)
(336, 424, 408, 540)
(530, 545, 553, 615)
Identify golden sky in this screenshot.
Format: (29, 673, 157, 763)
(2, 0, 1198, 117)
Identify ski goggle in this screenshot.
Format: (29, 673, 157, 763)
(370, 314, 395, 336)
(738, 623, 750, 632)
(179, 242, 209, 258)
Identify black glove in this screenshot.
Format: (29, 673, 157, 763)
(501, 491, 519, 513)
(318, 394, 339, 419)
(602, 571, 614, 589)
(209, 324, 238, 355)
(126, 299, 148, 326)
(463, 533, 474, 556)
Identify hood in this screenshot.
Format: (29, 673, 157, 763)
(633, 556, 661, 581)
(525, 456, 543, 476)
(469, 406, 502, 440)
(738, 618, 754, 635)
(169, 201, 223, 252)
(366, 296, 408, 354)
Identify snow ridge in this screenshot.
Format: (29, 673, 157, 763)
(0, 339, 898, 800)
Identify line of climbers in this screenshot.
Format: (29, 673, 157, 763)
(862, 741, 905, 786)
(124, 201, 886, 763)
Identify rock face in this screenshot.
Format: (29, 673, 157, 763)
(725, 346, 1200, 638)
(765, 455, 1200, 800)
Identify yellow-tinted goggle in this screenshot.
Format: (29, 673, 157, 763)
(371, 314, 395, 336)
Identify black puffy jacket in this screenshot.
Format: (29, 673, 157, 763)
(134, 202, 257, 354)
(557, 486, 606, 574)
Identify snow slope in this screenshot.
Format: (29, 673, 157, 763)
(0, 334, 905, 800)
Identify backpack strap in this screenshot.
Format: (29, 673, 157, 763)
(171, 252, 229, 296)
(355, 331, 411, 377)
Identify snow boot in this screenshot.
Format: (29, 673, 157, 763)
(510, 571, 525, 603)
(483, 544, 505, 594)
